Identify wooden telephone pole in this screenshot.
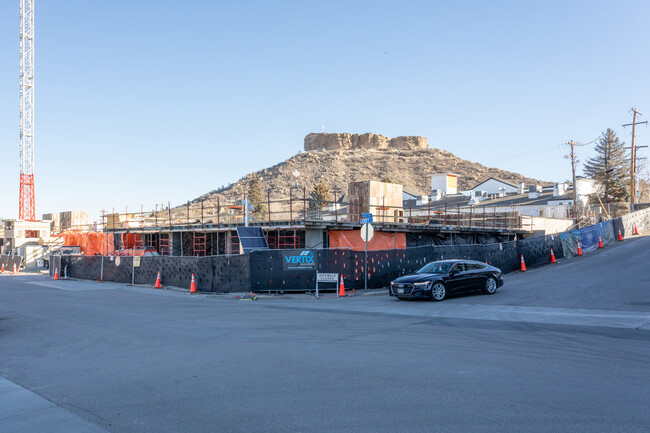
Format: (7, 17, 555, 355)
(623, 108, 648, 206)
(565, 140, 586, 221)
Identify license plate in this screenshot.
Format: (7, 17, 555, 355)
(397, 288, 404, 294)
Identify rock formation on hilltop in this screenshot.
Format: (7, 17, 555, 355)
(304, 133, 428, 151)
(177, 133, 547, 216)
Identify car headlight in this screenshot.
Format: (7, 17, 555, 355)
(413, 281, 431, 288)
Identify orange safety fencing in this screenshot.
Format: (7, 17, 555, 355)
(328, 230, 406, 251)
(63, 232, 116, 256)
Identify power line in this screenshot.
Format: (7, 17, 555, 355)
(479, 144, 560, 164)
(579, 136, 600, 146)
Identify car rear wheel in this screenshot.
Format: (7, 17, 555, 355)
(483, 277, 498, 295)
(431, 282, 446, 301)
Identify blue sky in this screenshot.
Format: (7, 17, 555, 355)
(0, 0, 648, 222)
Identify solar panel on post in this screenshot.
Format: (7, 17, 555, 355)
(235, 227, 269, 254)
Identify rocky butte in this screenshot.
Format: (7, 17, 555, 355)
(176, 132, 546, 216)
(304, 132, 428, 151)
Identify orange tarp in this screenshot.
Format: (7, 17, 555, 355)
(329, 230, 406, 251)
(120, 233, 141, 249)
(64, 232, 115, 256)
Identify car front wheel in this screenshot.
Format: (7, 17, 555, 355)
(430, 282, 446, 301)
(483, 277, 498, 295)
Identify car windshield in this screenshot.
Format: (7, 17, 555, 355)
(417, 262, 453, 274)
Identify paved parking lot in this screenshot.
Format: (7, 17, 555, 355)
(1, 234, 649, 432)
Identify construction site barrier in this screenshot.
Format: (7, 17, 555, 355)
(0, 255, 24, 271)
(50, 254, 250, 293)
(52, 206, 650, 292)
(560, 206, 650, 257)
(248, 233, 564, 292)
(561, 221, 615, 258)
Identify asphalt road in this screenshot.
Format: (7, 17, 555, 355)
(1, 234, 649, 433)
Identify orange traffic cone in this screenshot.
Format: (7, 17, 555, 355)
(54, 267, 59, 280)
(189, 273, 197, 293)
(598, 235, 604, 248)
(576, 242, 583, 256)
(1, 263, 4, 273)
(154, 271, 162, 288)
(13, 263, 18, 274)
(520, 255, 527, 272)
(550, 248, 556, 263)
(618, 229, 623, 241)
(633, 222, 639, 235)
(338, 274, 346, 297)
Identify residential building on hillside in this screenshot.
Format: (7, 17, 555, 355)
(430, 173, 458, 196)
(468, 177, 519, 195)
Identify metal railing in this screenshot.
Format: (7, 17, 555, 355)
(99, 191, 532, 233)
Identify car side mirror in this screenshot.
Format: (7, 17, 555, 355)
(449, 269, 458, 276)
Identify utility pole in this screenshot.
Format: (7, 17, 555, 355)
(565, 140, 585, 221)
(623, 108, 648, 206)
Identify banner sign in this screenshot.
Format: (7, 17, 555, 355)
(282, 250, 317, 270)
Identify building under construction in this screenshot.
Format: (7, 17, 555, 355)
(100, 179, 537, 257)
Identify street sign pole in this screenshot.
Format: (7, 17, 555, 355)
(360, 220, 373, 293)
(364, 224, 368, 292)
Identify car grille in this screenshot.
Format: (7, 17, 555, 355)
(391, 283, 414, 295)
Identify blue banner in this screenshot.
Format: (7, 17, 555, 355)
(579, 225, 599, 251)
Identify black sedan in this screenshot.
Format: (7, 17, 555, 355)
(389, 259, 504, 301)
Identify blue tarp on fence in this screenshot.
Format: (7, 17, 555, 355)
(560, 220, 617, 257)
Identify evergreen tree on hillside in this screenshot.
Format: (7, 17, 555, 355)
(247, 174, 267, 218)
(583, 128, 629, 203)
(309, 180, 332, 210)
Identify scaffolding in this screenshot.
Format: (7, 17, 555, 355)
(145, 236, 157, 251)
(229, 231, 240, 255)
(278, 229, 298, 250)
(262, 229, 298, 250)
(192, 233, 206, 256)
(159, 237, 170, 255)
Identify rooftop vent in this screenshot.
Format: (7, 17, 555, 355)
(528, 184, 542, 199)
(476, 191, 488, 201)
(553, 182, 566, 197)
(430, 189, 443, 201)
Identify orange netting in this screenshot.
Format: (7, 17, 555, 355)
(120, 233, 141, 249)
(328, 230, 406, 251)
(63, 232, 116, 256)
